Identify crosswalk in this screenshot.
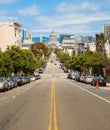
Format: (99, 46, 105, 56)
(41, 73, 68, 79)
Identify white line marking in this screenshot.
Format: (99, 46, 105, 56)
(66, 80, 110, 104)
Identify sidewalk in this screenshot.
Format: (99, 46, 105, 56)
(106, 83, 110, 87)
(99, 83, 110, 91)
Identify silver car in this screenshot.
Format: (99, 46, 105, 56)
(0, 77, 9, 92)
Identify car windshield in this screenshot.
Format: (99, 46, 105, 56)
(98, 76, 104, 80)
(14, 76, 21, 79)
(0, 77, 5, 82)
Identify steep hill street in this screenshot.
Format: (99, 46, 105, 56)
(0, 53, 110, 130)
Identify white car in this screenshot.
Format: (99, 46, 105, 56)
(29, 76, 36, 81)
(84, 75, 94, 84)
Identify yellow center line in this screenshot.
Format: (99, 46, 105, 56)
(48, 63, 58, 130)
(53, 79, 58, 130)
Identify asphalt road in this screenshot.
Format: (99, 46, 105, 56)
(0, 52, 110, 130)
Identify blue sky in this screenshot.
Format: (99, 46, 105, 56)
(0, 0, 110, 37)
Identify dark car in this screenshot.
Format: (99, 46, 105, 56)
(91, 76, 106, 86)
(38, 68, 43, 73)
(12, 76, 23, 86)
(75, 74, 80, 82)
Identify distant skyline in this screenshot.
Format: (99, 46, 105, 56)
(0, 0, 110, 37)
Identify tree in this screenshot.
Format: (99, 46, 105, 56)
(20, 49, 41, 74)
(0, 51, 5, 77)
(31, 42, 48, 59)
(5, 46, 23, 74)
(5, 46, 40, 75)
(58, 52, 70, 64)
(2, 52, 13, 77)
(90, 51, 108, 75)
(95, 33, 106, 57)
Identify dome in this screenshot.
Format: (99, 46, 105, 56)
(50, 30, 56, 36)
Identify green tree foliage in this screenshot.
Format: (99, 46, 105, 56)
(31, 42, 48, 58)
(90, 51, 108, 74)
(20, 49, 41, 74)
(3, 46, 40, 76)
(56, 49, 108, 75)
(95, 33, 106, 56)
(2, 52, 13, 77)
(58, 52, 70, 64)
(5, 46, 23, 74)
(0, 51, 5, 77)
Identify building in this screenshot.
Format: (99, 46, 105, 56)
(28, 32, 33, 44)
(76, 42, 85, 55)
(75, 36, 83, 43)
(104, 24, 110, 39)
(22, 29, 27, 41)
(48, 30, 57, 48)
(105, 41, 110, 57)
(59, 34, 74, 43)
(0, 22, 22, 51)
(84, 42, 96, 52)
(40, 35, 49, 43)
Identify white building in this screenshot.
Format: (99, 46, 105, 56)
(84, 42, 96, 52)
(0, 22, 22, 51)
(48, 30, 57, 48)
(105, 41, 110, 57)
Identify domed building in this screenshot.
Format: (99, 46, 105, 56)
(48, 30, 57, 48)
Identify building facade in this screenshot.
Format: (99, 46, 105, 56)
(59, 34, 74, 43)
(48, 30, 57, 48)
(0, 22, 22, 51)
(104, 24, 110, 39)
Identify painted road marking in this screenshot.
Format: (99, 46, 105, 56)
(48, 79, 58, 130)
(48, 63, 58, 130)
(67, 80, 110, 104)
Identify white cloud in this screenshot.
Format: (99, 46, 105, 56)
(30, 25, 98, 36)
(18, 4, 39, 16)
(0, 15, 18, 21)
(0, 0, 17, 4)
(36, 12, 110, 27)
(55, 1, 99, 13)
(33, 9, 110, 36)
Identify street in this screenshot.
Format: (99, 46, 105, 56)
(0, 53, 110, 130)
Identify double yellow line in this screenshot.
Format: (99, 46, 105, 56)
(48, 62, 58, 130)
(48, 78, 58, 130)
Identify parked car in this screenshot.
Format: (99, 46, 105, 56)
(11, 77, 18, 87)
(12, 76, 23, 86)
(25, 76, 31, 83)
(29, 76, 36, 82)
(38, 68, 44, 73)
(35, 75, 41, 80)
(84, 75, 94, 84)
(91, 76, 106, 86)
(67, 73, 71, 79)
(75, 74, 80, 82)
(63, 67, 68, 73)
(67, 71, 79, 80)
(0, 77, 9, 92)
(7, 78, 15, 90)
(80, 75, 86, 82)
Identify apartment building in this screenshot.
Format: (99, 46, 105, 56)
(104, 24, 110, 39)
(0, 22, 22, 51)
